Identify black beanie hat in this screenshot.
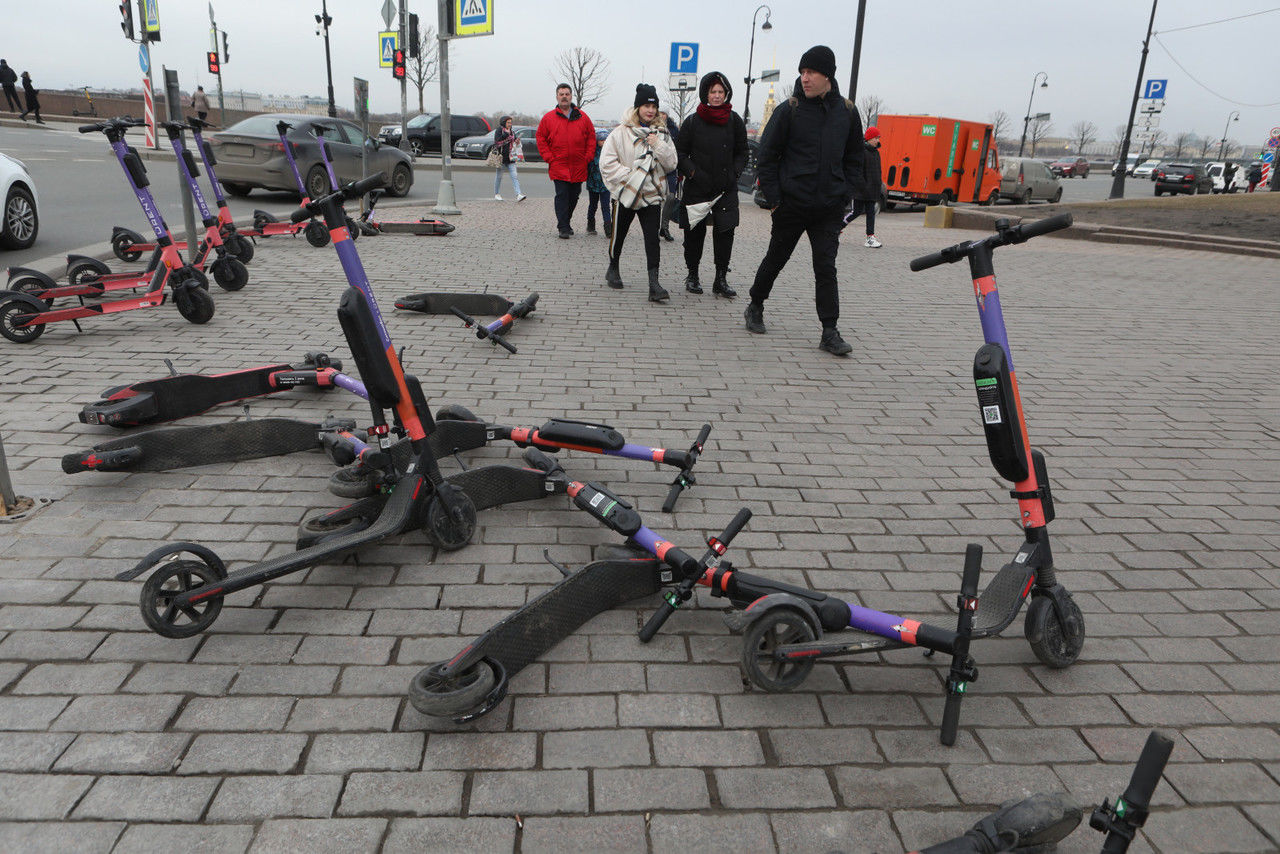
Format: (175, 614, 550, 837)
(798, 45, 836, 80)
(634, 83, 659, 108)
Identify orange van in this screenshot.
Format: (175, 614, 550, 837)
(875, 114, 1002, 208)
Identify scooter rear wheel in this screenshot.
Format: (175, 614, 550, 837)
(1024, 592, 1085, 669)
(435, 404, 478, 422)
(175, 287, 215, 324)
(67, 261, 105, 287)
(0, 299, 45, 343)
(304, 221, 330, 248)
(139, 559, 225, 638)
(740, 608, 818, 692)
(8, 276, 53, 308)
(408, 660, 497, 717)
(112, 232, 143, 263)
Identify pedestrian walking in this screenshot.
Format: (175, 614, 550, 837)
(1222, 160, 1238, 193)
(0, 60, 19, 112)
(744, 46, 863, 356)
(586, 128, 613, 237)
(191, 86, 211, 122)
(1246, 162, 1263, 193)
(843, 125, 885, 247)
(674, 70, 747, 297)
(599, 83, 678, 303)
(536, 83, 596, 239)
(18, 71, 43, 123)
(490, 116, 526, 202)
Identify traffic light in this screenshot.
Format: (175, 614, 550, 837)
(119, 2, 134, 40)
(408, 13, 419, 58)
(392, 48, 406, 80)
(207, 51, 220, 75)
(222, 31, 229, 63)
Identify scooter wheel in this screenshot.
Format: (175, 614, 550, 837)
(190, 269, 210, 291)
(740, 607, 818, 692)
(423, 485, 476, 552)
(175, 287, 215, 324)
(1024, 591, 1085, 669)
(0, 299, 46, 343)
(139, 559, 225, 638)
(434, 404, 478, 422)
(225, 234, 254, 264)
(67, 261, 105, 287)
(345, 216, 360, 241)
(212, 258, 250, 292)
(408, 659, 497, 718)
(8, 276, 53, 308)
(112, 232, 143, 263)
(305, 221, 330, 247)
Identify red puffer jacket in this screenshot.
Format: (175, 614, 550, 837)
(536, 106, 597, 182)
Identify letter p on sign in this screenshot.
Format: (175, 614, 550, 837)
(1142, 79, 1167, 99)
(669, 42, 699, 74)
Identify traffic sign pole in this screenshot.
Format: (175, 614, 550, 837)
(1110, 0, 1160, 200)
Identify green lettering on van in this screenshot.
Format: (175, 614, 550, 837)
(922, 125, 936, 136)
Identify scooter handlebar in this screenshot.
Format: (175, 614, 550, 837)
(346, 172, 388, 198)
(290, 205, 316, 224)
(910, 212, 1075, 272)
(1016, 212, 1073, 240)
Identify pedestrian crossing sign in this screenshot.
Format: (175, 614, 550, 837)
(379, 32, 398, 68)
(449, 0, 494, 37)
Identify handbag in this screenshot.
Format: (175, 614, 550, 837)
(485, 148, 503, 168)
(510, 140, 524, 163)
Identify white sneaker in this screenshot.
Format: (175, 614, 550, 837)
(517, 194, 527, 202)
(865, 235, 882, 248)
(494, 194, 503, 201)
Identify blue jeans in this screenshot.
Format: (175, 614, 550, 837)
(494, 164, 521, 196)
(588, 189, 611, 228)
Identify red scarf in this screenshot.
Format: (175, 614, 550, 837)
(696, 102, 732, 125)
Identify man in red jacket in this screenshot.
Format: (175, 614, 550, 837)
(537, 83, 596, 239)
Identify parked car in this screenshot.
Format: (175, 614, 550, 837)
(999, 156, 1062, 204)
(1112, 154, 1141, 176)
(210, 114, 414, 200)
(1206, 161, 1242, 194)
(451, 125, 543, 162)
(382, 113, 491, 156)
(1154, 162, 1213, 196)
(0, 151, 39, 250)
(1049, 156, 1089, 178)
(1131, 159, 1162, 180)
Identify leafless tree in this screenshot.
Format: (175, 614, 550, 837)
(1171, 131, 1197, 160)
(1197, 134, 1215, 159)
(1141, 128, 1167, 159)
(1222, 139, 1242, 158)
(665, 85, 695, 124)
(407, 24, 439, 113)
(989, 110, 1012, 147)
(1112, 123, 1130, 158)
(1069, 120, 1098, 154)
(858, 94, 885, 127)
(1029, 116, 1053, 156)
(552, 47, 611, 110)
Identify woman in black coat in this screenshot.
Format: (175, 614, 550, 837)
(18, 71, 42, 124)
(844, 126, 883, 247)
(675, 71, 748, 297)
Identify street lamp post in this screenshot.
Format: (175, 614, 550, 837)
(1217, 110, 1240, 161)
(742, 4, 772, 127)
(1018, 72, 1048, 157)
(316, 0, 336, 118)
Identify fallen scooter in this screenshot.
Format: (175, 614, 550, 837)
(351, 188, 455, 237)
(395, 290, 539, 353)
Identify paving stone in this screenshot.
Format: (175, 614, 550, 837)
(0, 696, 71, 731)
(90, 632, 202, 662)
(53, 732, 188, 773)
(617, 692, 719, 728)
(512, 695, 617, 730)
(230, 664, 340, 695)
(0, 732, 74, 772)
(12, 662, 132, 694)
(337, 770, 465, 816)
(0, 772, 95, 819)
(1183, 726, 1280, 760)
(653, 729, 766, 767)
(468, 769, 588, 815)
(291, 635, 395, 665)
(769, 727, 880, 765)
(547, 661, 645, 694)
(286, 697, 400, 732)
(207, 774, 344, 821)
(122, 662, 237, 694)
(113, 823, 254, 854)
(769, 809, 901, 854)
(175, 696, 294, 731)
(307, 732, 425, 773)
(520, 814, 647, 854)
(595, 767, 710, 811)
(1164, 761, 1280, 804)
(0, 821, 123, 853)
(51, 694, 182, 732)
(1142, 805, 1276, 853)
(0, 630, 105, 660)
(73, 775, 218, 821)
(835, 765, 958, 807)
(194, 633, 302, 664)
(382, 817, 515, 853)
(179, 733, 308, 774)
(249, 818, 386, 854)
(716, 767, 836, 809)
(420, 731, 533, 770)
(649, 812, 775, 854)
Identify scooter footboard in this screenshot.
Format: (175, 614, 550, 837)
(428, 418, 488, 456)
(445, 464, 562, 511)
(394, 292, 513, 316)
(972, 561, 1036, 638)
(63, 418, 323, 473)
(80, 364, 296, 426)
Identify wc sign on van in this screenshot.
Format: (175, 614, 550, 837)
(922, 124, 937, 136)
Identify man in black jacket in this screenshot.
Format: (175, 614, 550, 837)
(0, 60, 19, 112)
(745, 45, 862, 356)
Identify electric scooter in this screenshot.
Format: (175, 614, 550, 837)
(0, 118, 215, 343)
(246, 121, 329, 247)
(352, 187, 455, 237)
(393, 291, 539, 353)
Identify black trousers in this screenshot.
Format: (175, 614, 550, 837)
(553, 180, 582, 232)
(683, 220, 734, 274)
(845, 199, 877, 235)
(2, 84, 19, 111)
(749, 205, 844, 328)
(608, 202, 660, 270)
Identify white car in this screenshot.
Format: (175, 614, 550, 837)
(0, 152, 39, 251)
(1206, 161, 1242, 194)
(1131, 159, 1162, 180)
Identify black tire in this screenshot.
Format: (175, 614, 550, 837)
(388, 164, 413, 197)
(211, 257, 249, 292)
(0, 186, 38, 250)
(67, 261, 104, 287)
(139, 559, 225, 638)
(983, 192, 999, 207)
(222, 181, 252, 197)
(408, 138, 425, 157)
(190, 268, 210, 291)
(8, 276, 53, 308)
(0, 299, 45, 343)
(882, 200, 897, 210)
(408, 660, 497, 717)
(305, 165, 331, 201)
(345, 216, 360, 241)
(112, 231, 143, 262)
(224, 233, 254, 264)
(423, 488, 477, 552)
(1021, 190, 1033, 206)
(435, 404, 478, 422)
(1051, 188, 1063, 203)
(1154, 188, 1163, 196)
(1024, 593, 1085, 669)
(304, 220, 330, 248)
(174, 287, 215, 324)
(936, 190, 953, 206)
(740, 608, 818, 692)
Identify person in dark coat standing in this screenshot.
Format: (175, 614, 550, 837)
(0, 60, 20, 112)
(18, 70, 43, 123)
(843, 126, 884, 247)
(675, 70, 747, 297)
(745, 46, 863, 356)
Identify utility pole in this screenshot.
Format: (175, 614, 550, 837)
(847, 0, 867, 104)
(317, 0, 336, 118)
(432, 0, 460, 215)
(399, 0, 409, 149)
(1110, 0, 1158, 200)
(208, 4, 226, 125)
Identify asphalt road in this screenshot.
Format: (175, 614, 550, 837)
(1, 122, 557, 270)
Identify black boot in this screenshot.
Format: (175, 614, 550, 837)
(605, 258, 624, 289)
(712, 268, 737, 298)
(648, 268, 669, 302)
(684, 270, 703, 294)
(744, 302, 766, 334)
(819, 326, 853, 356)
(604, 221, 613, 238)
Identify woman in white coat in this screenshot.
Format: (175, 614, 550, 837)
(599, 83, 678, 302)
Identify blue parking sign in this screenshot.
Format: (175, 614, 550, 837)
(1263, 151, 1274, 164)
(1142, 79, 1167, 99)
(670, 42, 698, 74)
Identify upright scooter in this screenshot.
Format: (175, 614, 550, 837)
(0, 117, 214, 343)
(248, 121, 329, 247)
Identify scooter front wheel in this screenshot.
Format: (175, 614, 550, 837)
(423, 485, 477, 552)
(0, 299, 46, 343)
(139, 559, 225, 638)
(211, 258, 249, 292)
(174, 287, 215, 324)
(1024, 591, 1085, 669)
(224, 233, 254, 264)
(740, 608, 818, 692)
(304, 221, 330, 248)
(408, 660, 497, 717)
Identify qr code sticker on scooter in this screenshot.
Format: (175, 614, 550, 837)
(982, 405, 1002, 425)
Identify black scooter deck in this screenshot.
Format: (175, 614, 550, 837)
(393, 292, 513, 316)
(63, 418, 323, 473)
(80, 364, 295, 427)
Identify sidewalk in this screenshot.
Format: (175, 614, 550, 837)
(0, 199, 1277, 852)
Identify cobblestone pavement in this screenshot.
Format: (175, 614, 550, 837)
(1, 197, 1277, 853)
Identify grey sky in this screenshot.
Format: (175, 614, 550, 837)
(5, 1, 1278, 151)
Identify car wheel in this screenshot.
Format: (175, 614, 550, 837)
(983, 192, 999, 207)
(389, 163, 413, 197)
(1051, 187, 1062, 203)
(409, 138, 425, 157)
(1154, 188, 1163, 196)
(305, 165, 330, 201)
(222, 182, 252, 197)
(1021, 190, 1033, 206)
(0, 186, 39, 250)
(936, 190, 953, 206)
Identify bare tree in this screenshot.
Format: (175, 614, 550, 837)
(1141, 127, 1167, 159)
(665, 84, 695, 124)
(1171, 131, 1197, 160)
(1112, 123, 1130, 158)
(1222, 139, 1242, 158)
(407, 24, 439, 113)
(989, 109, 1012, 147)
(552, 47, 611, 110)
(1029, 116, 1053, 156)
(1197, 134, 1215, 159)
(858, 94, 885, 127)
(1069, 120, 1098, 154)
